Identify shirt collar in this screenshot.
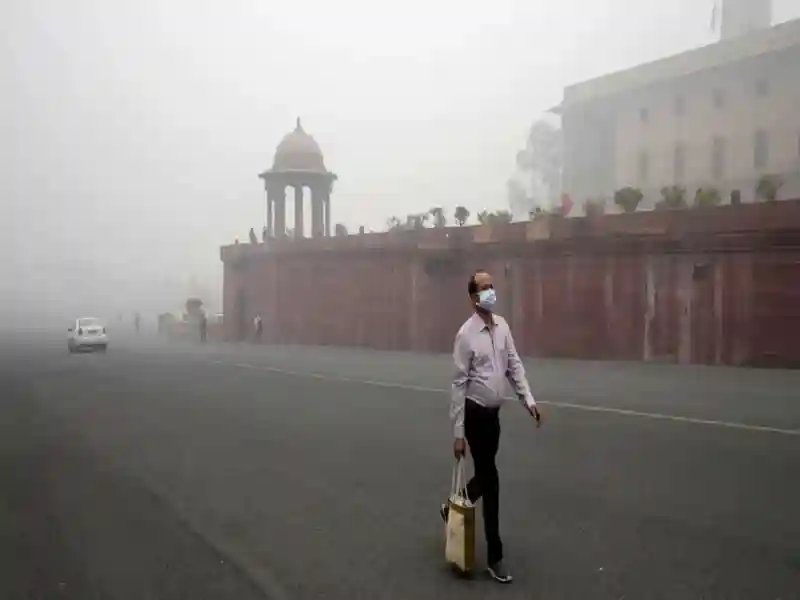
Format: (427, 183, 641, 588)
(470, 312, 494, 331)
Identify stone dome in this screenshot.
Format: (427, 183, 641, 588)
(272, 118, 327, 172)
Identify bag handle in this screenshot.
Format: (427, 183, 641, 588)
(451, 459, 467, 499)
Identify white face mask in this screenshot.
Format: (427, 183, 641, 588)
(476, 288, 497, 311)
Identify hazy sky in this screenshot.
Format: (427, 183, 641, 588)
(2, 0, 798, 316)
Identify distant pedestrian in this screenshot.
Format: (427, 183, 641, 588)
(199, 312, 207, 343)
(440, 268, 542, 584)
(253, 314, 263, 343)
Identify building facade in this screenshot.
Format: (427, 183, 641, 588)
(221, 105, 800, 369)
(721, 0, 772, 40)
(558, 14, 800, 209)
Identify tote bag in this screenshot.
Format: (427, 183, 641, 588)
(444, 459, 475, 573)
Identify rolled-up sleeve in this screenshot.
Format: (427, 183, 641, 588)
(450, 331, 470, 439)
(505, 328, 536, 409)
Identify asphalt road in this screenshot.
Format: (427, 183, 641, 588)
(1, 332, 798, 599)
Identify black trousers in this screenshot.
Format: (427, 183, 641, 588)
(464, 398, 503, 565)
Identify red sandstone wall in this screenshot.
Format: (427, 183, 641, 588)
(222, 202, 800, 367)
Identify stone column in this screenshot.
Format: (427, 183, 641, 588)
(265, 188, 273, 237)
(294, 185, 304, 239)
(324, 193, 331, 237)
(273, 186, 286, 237)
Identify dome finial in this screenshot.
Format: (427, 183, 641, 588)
(295, 116, 302, 131)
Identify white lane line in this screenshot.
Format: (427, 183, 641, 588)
(208, 360, 800, 437)
(543, 401, 800, 436)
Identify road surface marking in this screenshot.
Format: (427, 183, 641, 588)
(208, 359, 800, 437)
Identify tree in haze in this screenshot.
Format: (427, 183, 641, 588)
(454, 206, 470, 226)
(507, 178, 529, 218)
(334, 223, 349, 236)
(429, 207, 446, 228)
(508, 117, 563, 217)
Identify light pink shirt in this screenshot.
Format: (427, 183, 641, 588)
(450, 312, 536, 439)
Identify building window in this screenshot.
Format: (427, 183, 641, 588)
(754, 130, 769, 170)
(674, 143, 686, 181)
(674, 95, 685, 116)
(712, 88, 726, 109)
(639, 107, 649, 124)
(755, 78, 769, 97)
(637, 149, 649, 182)
(712, 136, 726, 180)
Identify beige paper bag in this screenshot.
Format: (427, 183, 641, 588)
(444, 459, 475, 573)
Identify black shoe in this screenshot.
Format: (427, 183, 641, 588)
(440, 503, 449, 523)
(487, 561, 513, 583)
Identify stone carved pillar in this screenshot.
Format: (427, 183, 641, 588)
(294, 185, 304, 239)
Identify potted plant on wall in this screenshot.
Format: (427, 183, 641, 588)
(655, 185, 687, 210)
(528, 206, 545, 220)
(454, 205, 470, 226)
(583, 197, 607, 218)
(692, 187, 722, 209)
(613, 186, 643, 213)
(491, 210, 513, 225)
(429, 206, 447, 228)
(756, 174, 783, 202)
(385, 216, 404, 232)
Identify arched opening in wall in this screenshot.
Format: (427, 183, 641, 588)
(285, 185, 305, 239)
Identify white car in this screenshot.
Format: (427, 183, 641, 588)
(68, 317, 109, 352)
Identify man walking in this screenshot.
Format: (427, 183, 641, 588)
(441, 269, 542, 583)
(199, 311, 208, 343)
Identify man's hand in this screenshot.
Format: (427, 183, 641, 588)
(529, 404, 543, 427)
(454, 437, 466, 459)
